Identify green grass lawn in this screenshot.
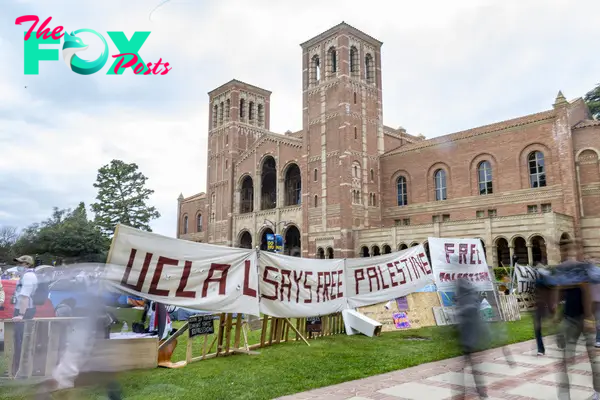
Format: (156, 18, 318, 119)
(0, 313, 549, 400)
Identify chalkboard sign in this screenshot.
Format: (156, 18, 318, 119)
(305, 316, 322, 333)
(188, 314, 215, 338)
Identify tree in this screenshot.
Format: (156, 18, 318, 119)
(12, 203, 109, 264)
(91, 159, 161, 235)
(584, 83, 600, 120)
(0, 226, 18, 263)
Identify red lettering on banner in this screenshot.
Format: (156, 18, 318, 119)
(323, 272, 331, 301)
(261, 266, 278, 301)
(293, 270, 303, 303)
(445, 243, 455, 263)
(409, 257, 420, 280)
(202, 263, 230, 298)
(387, 263, 399, 287)
(149, 256, 177, 296)
(355, 269, 364, 294)
(377, 265, 390, 289)
(243, 260, 257, 297)
(304, 271, 313, 303)
(394, 261, 407, 285)
(175, 260, 196, 298)
(316, 272, 324, 302)
(366, 266, 380, 293)
(337, 269, 344, 298)
(121, 249, 151, 292)
(418, 252, 432, 274)
(280, 269, 292, 302)
(400, 258, 413, 281)
(458, 243, 468, 264)
(330, 271, 337, 300)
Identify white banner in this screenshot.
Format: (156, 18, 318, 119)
(345, 245, 434, 308)
(104, 225, 260, 316)
(428, 237, 493, 292)
(515, 264, 540, 293)
(258, 251, 347, 318)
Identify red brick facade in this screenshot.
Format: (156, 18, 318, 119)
(177, 22, 600, 266)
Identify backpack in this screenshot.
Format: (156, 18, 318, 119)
(30, 271, 50, 306)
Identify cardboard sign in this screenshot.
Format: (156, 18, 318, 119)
(188, 314, 215, 337)
(396, 297, 409, 311)
(393, 312, 411, 329)
(305, 316, 322, 333)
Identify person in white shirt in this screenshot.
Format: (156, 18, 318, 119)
(11, 255, 38, 377)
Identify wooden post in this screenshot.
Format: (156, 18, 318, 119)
(233, 314, 242, 349)
(186, 334, 193, 364)
(216, 313, 226, 356)
(260, 316, 268, 348)
(224, 314, 233, 354)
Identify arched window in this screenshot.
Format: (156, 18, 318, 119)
(311, 55, 321, 85)
(257, 104, 264, 127)
(328, 47, 337, 76)
(353, 92, 357, 104)
(239, 99, 245, 119)
(370, 169, 374, 181)
(434, 169, 447, 201)
(183, 215, 188, 234)
(313, 168, 318, 181)
(197, 214, 203, 232)
(225, 99, 230, 122)
(248, 101, 254, 122)
(314, 195, 318, 207)
(212, 104, 218, 128)
(317, 248, 325, 259)
(354, 127, 358, 139)
(225, 160, 228, 170)
(528, 151, 546, 188)
(478, 161, 493, 195)
(218, 101, 224, 125)
(365, 54, 374, 84)
(397, 176, 408, 206)
(350, 46, 359, 78)
(352, 162, 361, 178)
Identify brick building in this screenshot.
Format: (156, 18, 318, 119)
(177, 22, 600, 267)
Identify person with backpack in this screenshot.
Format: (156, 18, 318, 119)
(10, 256, 51, 377)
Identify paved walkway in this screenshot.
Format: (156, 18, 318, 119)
(277, 338, 599, 400)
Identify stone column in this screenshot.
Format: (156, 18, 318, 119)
(509, 246, 515, 266)
(526, 244, 533, 266)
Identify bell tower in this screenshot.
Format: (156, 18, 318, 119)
(300, 22, 384, 258)
(206, 79, 271, 245)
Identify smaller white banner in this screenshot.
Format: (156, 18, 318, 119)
(515, 264, 540, 293)
(345, 245, 434, 308)
(428, 237, 493, 292)
(104, 224, 260, 316)
(258, 251, 347, 318)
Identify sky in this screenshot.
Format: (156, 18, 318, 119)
(0, 0, 599, 238)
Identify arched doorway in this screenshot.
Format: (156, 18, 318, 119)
(410, 242, 419, 247)
(327, 247, 334, 259)
(284, 164, 301, 206)
(261, 156, 277, 210)
(260, 228, 274, 251)
(495, 238, 510, 267)
(240, 176, 254, 214)
(559, 233, 572, 262)
(477, 239, 487, 258)
(238, 231, 252, 249)
(361, 246, 369, 257)
(383, 245, 391, 254)
(317, 248, 325, 259)
(372, 246, 381, 257)
(284, 225, 301, 257)
(398, 243, 408, 251)
(513, 236, 527, 265)
(531, 236, 547, 265)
